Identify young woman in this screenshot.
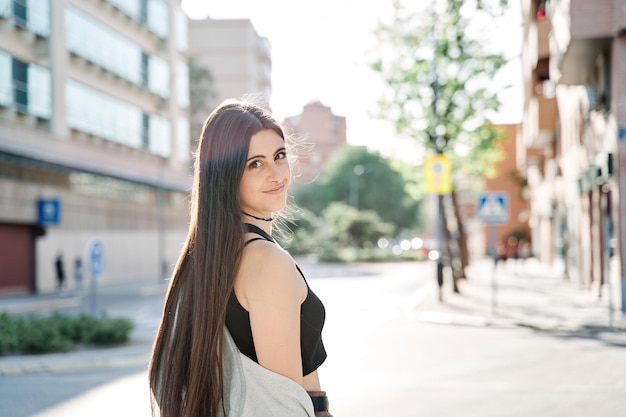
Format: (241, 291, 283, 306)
(149, 100, 332, 417)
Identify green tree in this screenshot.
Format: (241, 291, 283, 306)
(370, 0, 511, 289)
(321, 202, 394, 248)
(294, 145, 422, 234)
(275, 207, 323, 255)
(371, 0, 509, 151)
(188, 57, 217, 147)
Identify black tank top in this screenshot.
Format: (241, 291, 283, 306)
(225, 223, 327, 376)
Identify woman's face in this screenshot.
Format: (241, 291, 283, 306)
(239, 128, 290, 217)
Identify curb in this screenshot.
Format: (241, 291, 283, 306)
(0, 297, 82, 315)
(0, 343, 152, 376)
(0, 352, 150, 376)
(415, 310, 626, 336)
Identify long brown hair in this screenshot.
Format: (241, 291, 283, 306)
(149, 100, 285, 417)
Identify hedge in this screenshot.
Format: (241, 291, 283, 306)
(0, 312, 134, 356)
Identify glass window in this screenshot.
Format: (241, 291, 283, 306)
(142, 113, 150, 148)
(66, 81, 142, 148)
(140, 52, 149, 86)
(13, 0, 27, 28)
(147, 0, 168, 39)
(176, 61, 189, 108)
(0, 0, 49, 35)
(65, 7, 142, 85)
(175, 8, 188, 52)
(70, 171, 154, 203)
(107, 0, 141, 21)
(0, 0, 10, 18)
(113, 95, 143, 146)
(0, 152, 188, 204)
(0, 50, 11, 106)
(27, 0, 50, 37)
(12, 59, 28, 113)
(149, 114, 171, 157)
(148, 55, 170, 98)
(27, 63, 51, 118)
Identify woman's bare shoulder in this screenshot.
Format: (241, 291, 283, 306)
(236, 238, 304, 304)
(241, 235, 293, 265)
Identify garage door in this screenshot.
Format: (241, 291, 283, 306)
(0, 223, 34, 294)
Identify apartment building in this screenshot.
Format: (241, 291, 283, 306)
(188, 17, 272, 138)
(283, 101, 347, 184)
(483, 124, 530, 247)
(0, 0, 191, 294)
(519, 0, 626, 308)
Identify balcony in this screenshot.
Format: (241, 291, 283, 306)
(537, 19, 551, 59)
(620, 2, 626, 34)
(569, 0, 613, 39)
(550, 0, 613, 85)
(524, 96, 556, 150)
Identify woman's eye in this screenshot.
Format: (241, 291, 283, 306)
(248, 160, 262, 169)
(275, 151, 287, 160)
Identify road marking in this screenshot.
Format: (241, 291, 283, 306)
(402, 282, 435, 316)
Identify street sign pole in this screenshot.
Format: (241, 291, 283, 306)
(477, 191, 510, 314)
(85, 239, 105, 316)
(90, 268, 98, 316)
(489, 224, 498, 313)
(437, 194, 445, 302)
(425, 153, 452, 302)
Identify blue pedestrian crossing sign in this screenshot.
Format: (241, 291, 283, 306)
(477, 192, 509, 224)
(86, 239, 105, 278)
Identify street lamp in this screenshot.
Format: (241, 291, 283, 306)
(350, 164, 364, 209)
(157, 156, 167, 282)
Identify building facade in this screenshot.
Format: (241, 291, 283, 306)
(519, 0, 625, 309)
(0, 0, 191, 294)
(283, 101, 347, 184)
(187, 17, 272, 137)
(483, 124, 531, 252)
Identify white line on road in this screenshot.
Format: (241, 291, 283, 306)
(401, 281, 435, 317)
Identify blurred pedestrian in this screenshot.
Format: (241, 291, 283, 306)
(54, 253, 65, 292)
(517, 238, 532, 273)
(495, 241, 507, 267)
(149, 99, 332, 417)
(74, 257, 83, 293)
(503, 235, 518, 273)
(506, 236, 519, 261)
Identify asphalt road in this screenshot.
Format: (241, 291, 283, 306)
(1, 260, 625, 417)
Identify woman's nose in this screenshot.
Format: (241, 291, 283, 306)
(267, 161, 286, 182)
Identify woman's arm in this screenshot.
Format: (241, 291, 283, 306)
(236, 242, 307, 385)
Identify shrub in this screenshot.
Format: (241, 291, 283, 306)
(83, 317, 134, 346)
(53, 313, 101, 343)
(0, 312, 18, 355)
(0, 313, 135, 356)
(15, 316, 73, 354)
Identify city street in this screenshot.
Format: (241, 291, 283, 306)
(1, 259, 625, 417)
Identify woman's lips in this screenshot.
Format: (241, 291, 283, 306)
(265, 184, 285, 194)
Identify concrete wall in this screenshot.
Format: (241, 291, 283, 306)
(36, 229, 187, 292)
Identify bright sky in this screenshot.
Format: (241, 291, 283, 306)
(181, 0, 522, 161)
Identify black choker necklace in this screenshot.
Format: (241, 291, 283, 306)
(242, 211, 274, 222)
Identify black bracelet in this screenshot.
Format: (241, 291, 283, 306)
(309, 394, 329, 412)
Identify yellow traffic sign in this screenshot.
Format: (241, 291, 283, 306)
(425, 154, 452, 194)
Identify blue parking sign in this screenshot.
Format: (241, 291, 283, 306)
(37, 198, 61, 225)
(87, 239, 105, 278)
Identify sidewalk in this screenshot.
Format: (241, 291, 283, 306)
(414, 257, 626, 335)
(1, 257, 625, 376)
